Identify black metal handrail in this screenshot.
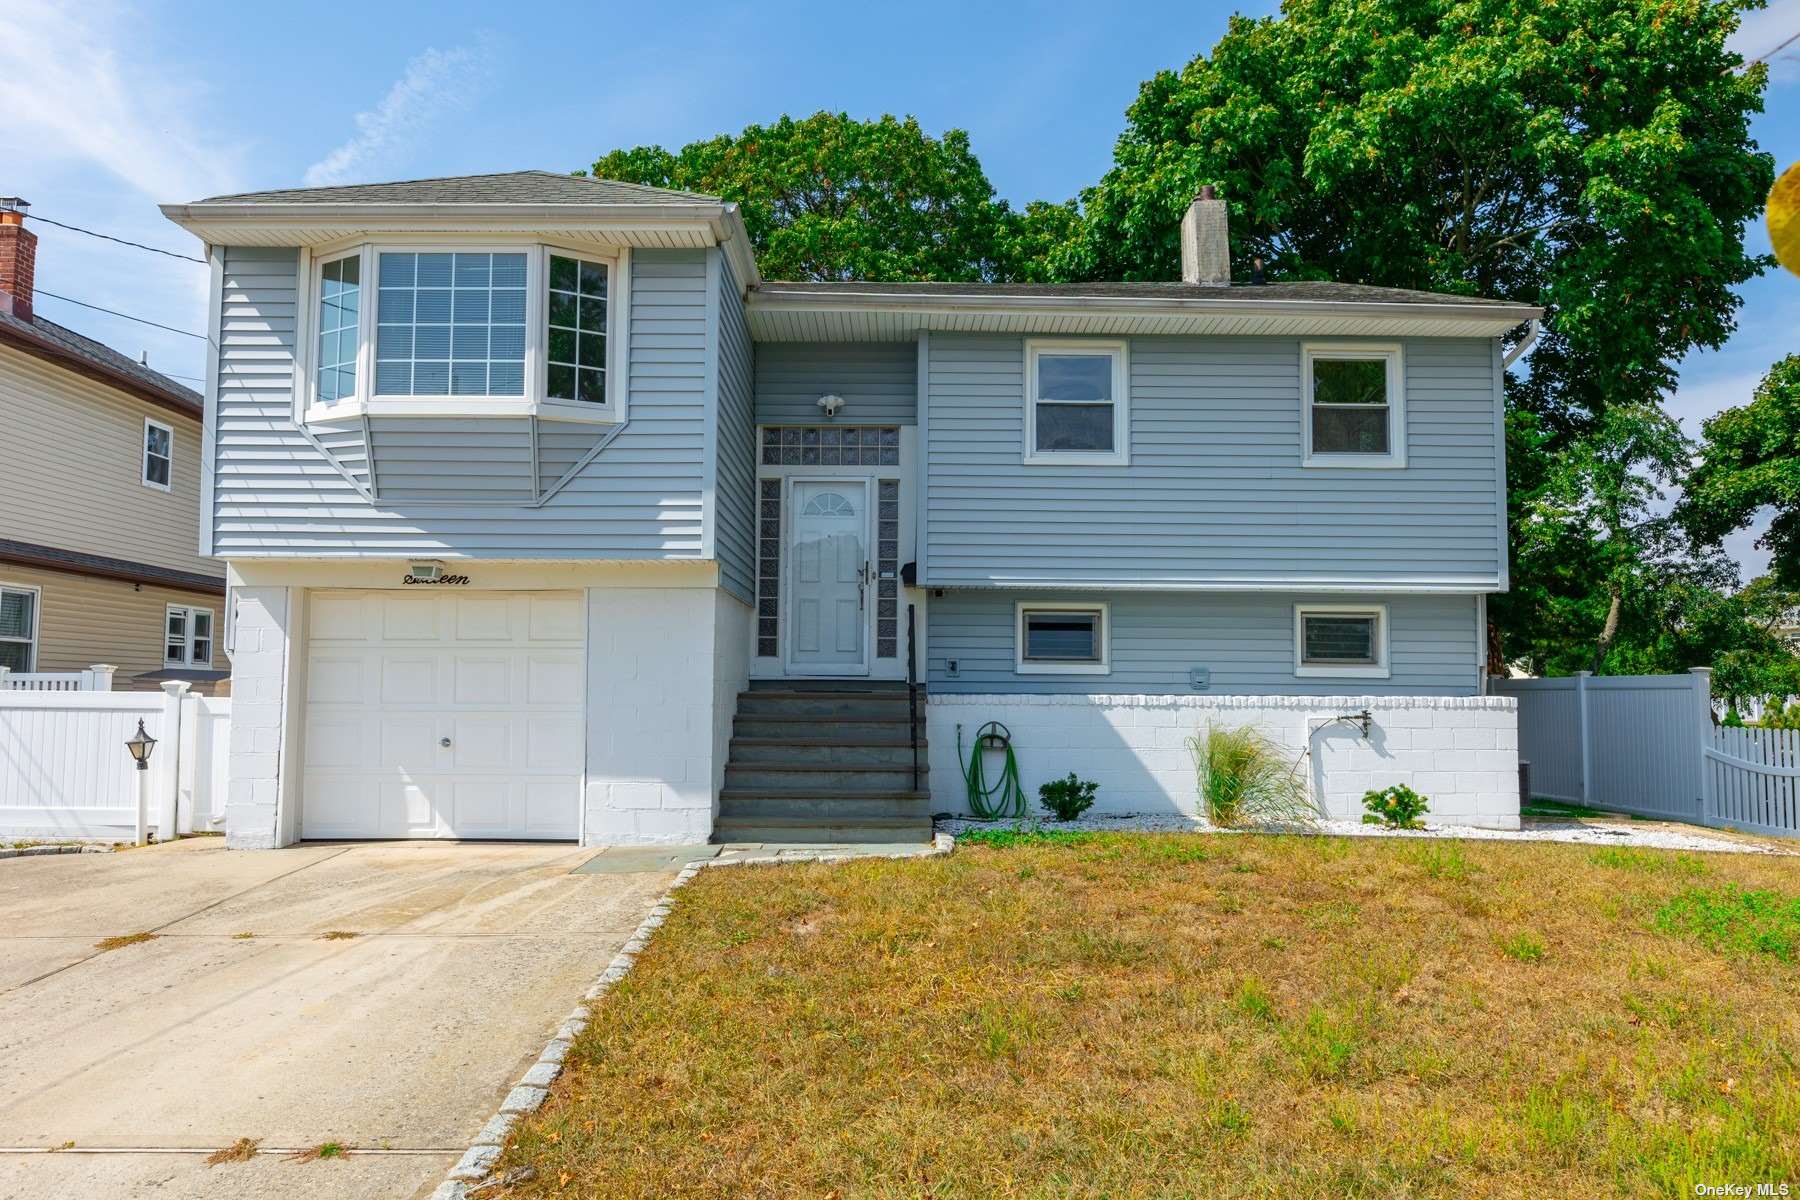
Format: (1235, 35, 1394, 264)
(906, 602, 919, 791)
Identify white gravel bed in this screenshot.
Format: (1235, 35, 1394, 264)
(936, 812, 1797, 856)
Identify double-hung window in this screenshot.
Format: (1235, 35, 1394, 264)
(1302, 343, 1405, 467)
(304, 245, 623, 421)
(0, 585, 38, 672)
(1024, 340, 1129, 465)
(1294, 604, 1389, 678)
(165, 605, 214, 668)
(1015, 602, 1111, 675)
(142, 418, 172, 490)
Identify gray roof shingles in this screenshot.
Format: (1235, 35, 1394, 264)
(191, 170, 719, 207)
(0, 306, 201, 412)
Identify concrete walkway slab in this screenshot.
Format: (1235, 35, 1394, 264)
(0, 838, 671, 1198)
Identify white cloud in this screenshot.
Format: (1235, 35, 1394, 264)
(304, 44, 493, 187)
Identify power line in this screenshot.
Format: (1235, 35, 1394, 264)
(22, 213, 206, 265)
(1746, 28, 1800, 66)
(31, 289, 206, 340)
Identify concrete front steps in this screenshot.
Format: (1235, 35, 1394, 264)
(715, 683, 932, 844)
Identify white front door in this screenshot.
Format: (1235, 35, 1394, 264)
(300, 590, 585, 840)
(787, 478, 870, 675)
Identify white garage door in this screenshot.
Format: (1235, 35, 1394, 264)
(301, 590, 584, 841)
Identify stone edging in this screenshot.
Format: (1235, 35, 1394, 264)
(430, 831, 956, 1200)
(0, 845, 111, 860)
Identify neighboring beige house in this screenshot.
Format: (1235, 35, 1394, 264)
(0, 197, 228, 693)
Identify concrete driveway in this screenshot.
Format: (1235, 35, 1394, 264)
(0, 838, 674, 1199)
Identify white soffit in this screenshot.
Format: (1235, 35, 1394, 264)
(745, 297, 1537, 341)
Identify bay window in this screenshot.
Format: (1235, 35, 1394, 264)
(303, 244, 624, 421)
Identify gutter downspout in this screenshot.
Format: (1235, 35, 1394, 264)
(1502, 318, 1540, 368)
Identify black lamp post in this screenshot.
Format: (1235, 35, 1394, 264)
(125, 719, 156, 844)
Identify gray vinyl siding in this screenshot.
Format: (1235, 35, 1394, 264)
(754, 341, 917, 425)
(369, 417, 534, 503)
(927, 590, 1479, 695)
(535, 418, 610, 495)
(713, 250, 757, 604)
(211, 246, 710, 557)
(923, 335, 1502, 588)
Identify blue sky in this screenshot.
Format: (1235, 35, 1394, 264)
(3, 0, 1796, 572)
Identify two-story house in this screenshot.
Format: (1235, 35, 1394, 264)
(161, 172, 1534, 849)
(1, 198, 229, 694)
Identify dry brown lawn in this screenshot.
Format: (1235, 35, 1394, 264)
(498, 832, 1800, 1199)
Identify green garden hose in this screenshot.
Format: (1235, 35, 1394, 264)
(958, 721, 1028, 819)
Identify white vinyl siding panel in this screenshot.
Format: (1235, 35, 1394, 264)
(0, 344, 217, 581)
(210, 246, 712, 557)
(923, 335, 1502, 588)
(929, 590, 1477, 695)
(754, 341, 917, 425)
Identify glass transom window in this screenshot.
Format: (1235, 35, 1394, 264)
(1303, 344, 1404, 465)
(546, 254, 609, 405)
(1025, 341, 1128, 464)
(375, 252, 527, 397)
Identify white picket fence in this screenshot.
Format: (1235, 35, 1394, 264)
(0, 683, 231, 841)
(1494, 667, 1800, 839)
(0, 664, 118, 692)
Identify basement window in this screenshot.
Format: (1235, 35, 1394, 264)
(1294, 604, 1389, 678)
(1016, 602, 1111, 675)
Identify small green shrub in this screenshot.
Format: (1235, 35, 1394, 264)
(1037, 772, 1099, 821)
(1189, 724, 1315, 828)
(1498, 931, 1547, 962)
(1361, 784, 1430, 830)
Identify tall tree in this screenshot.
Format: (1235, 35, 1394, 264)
(1683, 354, 1800, 586)
(591, 112, 1028, 282)
(1061, 0, 1774, 666)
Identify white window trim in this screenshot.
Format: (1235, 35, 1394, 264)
(1300, 342, 1406, 469)
(1022, 339, 1130, 466)
(141, 417, 173, 492)
(164, 604, 215, 669)
(1293, 602, 1390, 679)
(1015, 601, 1112, 675)
(0, 581, 41, 674)
(294, 240, 629, 427)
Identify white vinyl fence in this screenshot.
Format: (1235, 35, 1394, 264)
(1494, 667, 1800, 839)
(0, 682, 231, 841)
(0, 664, 117, 692)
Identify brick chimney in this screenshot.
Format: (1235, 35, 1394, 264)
(0, 198, 35, 321)
(1180, 185, 1230, 286)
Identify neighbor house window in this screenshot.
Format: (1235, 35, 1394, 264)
(1024, 340, 1129, 465)
(315, 253, 361, 404)
(375, 252, 527, 398)
(1294, 604, 1389, 678)
(545, 254, 609, 405)
(1302, 343, 1405, 467)
(142, 419, 172, 490)
(165, 605, 214, 668)
(1015, 602, 1111, 675)
(0, 585, 38, 672)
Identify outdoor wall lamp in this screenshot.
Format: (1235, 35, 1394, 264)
(125, 718, 156, 845)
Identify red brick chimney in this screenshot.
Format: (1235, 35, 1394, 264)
(0, 198, 36, 322)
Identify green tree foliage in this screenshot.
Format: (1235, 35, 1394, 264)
(590, 112, 1031, 282)
(1684, 355, 1800, 587)
(1060, 0, 1774, 671)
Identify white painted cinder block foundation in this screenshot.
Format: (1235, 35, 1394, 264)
(927, 693, 1521, 830)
